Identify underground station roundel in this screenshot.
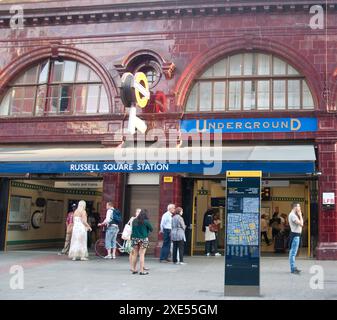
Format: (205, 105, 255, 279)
(120, 72, 150, 108)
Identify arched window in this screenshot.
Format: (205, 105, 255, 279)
(185, 53, 315, 112)
(0, 59, 110, 117)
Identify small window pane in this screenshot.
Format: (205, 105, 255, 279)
(38, 61, 50, 84)
(273, 57, 286, 75)
(229, 81, 241, 110)
(86, 85, 100, 113)
(229, 54, 242, 76)
(76, 63, 90, 82)
(273, 80, 286, 109)
(74, 85, 88, 114)
(288, 65, 300, 75)
(0, 91, 11, 116)
(199, 82, 212, 111)
(257, 80, 270, 109)
(186, 84, 198, 112)
(99, 87, 109, 113)
(35, 85, 47, 115)
(89, 70, 100, 82)
(51, 61, 64, 83)
(257, 54, 270, 75)
(213, 59, 227, 77)
(62, 61, 76, 82)
(213, 82, 226, 111)
(22, 87, 36, 114)
(243, 81, 256, 110)
(24, 66, 38, 84)
(303, 81, 314, 109)
(10, 87, 24, 115)
(243, 53, 254, 76)
(48, 86, 60, 113)
(288, 80, 300, 109)
(59, 85, 73, 113)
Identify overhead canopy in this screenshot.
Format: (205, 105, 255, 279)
(0, 145, 316, 175)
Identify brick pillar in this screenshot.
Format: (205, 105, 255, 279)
(101, 173, 125, 221)
(154, 174, 182, 258)
(316, 142, 337, 260)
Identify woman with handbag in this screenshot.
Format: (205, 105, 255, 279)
(171, 207, 187, 265)
(202, 208, 216, 256)
(211, 211, 222, 256)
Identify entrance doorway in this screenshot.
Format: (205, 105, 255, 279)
(189, 178, 315, 258)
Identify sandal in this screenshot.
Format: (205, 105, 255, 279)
(131, 271, 138, 274)
(139, 272, 149, 275)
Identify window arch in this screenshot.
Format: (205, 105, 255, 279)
(185, 52, 315, 112)
(0, 59, 110, 117)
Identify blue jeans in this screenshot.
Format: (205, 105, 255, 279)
(289, 236, 300, 272)
(160, 229, 171, 260)
(105, 225, 119, 250)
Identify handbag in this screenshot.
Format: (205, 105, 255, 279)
(121, 223, 132, 240)
(208, 223, 218, 233)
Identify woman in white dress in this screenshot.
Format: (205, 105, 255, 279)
(68, 200, 92, 261)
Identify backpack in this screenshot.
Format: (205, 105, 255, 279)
(109, 208, 122, 225)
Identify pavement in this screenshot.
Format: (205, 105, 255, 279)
(0, 250, 337, 300)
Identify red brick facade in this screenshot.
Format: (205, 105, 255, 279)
(0, 1, 337, 258)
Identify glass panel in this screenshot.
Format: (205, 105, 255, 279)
(288, 65, 300, 75)
(24, 66, 38, 84)
(10, 87, 24, 115)
(62, 61, 76, 82)
(76, 63, 90, 82)
(243, 53, 254, 76)
(229, 54, 242, 76)
(48, 86, 60, 114)
(273, 57, 286, 75)
(243, 81, 256, 110)
(229, 81, 241, 110)
(59, 85, 73, 113)
(51, 61, 64, 83)
(257, 54, 270, 75)
(89, 70, 100, 82)
(200, 66, 213, 78)
(186, 83, 198, 112)
(213, 82, 226, 111)
(38, 60, 50, 84)
(288, 80, 300, 109)
(213, 59, 227, 77)
(0, 90, 11, 116)
(257, 80, 270, 109)
(74, 85, 88, 114)
(199, 82, 212, 111)
(273, 80, 286, 109)
(99, 87, 109, 113)
(35, 85, 47, 115)
(303, 81, 314, 109)
(22, 87, 36, 114)
(86, 85, 100, 113)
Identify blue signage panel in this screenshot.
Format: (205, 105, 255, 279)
(0, 161, 315, 174)
(225, 173, 261, 296)
(181, 117, 318, 133)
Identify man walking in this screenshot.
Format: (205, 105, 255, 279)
(98, 202, 121, 259)
(159, 204, 175, 263)
(288, 203, 304, 275)
(59, 203, 76, 255)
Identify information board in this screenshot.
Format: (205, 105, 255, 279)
(225, 171, 261, 297)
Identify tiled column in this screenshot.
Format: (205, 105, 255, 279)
(154, 174, 182, 257)
(316, 142, 337, 260)
(101, 173, 125, 221)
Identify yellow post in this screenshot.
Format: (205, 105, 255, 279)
(190, 180, 197, 257)
(307, 183, 311, 258)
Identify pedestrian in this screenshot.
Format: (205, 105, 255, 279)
(59, 203, 76, 255)
(130, 209, 153, 275)
(159, 203, 175, 262)
(171, 207, 186, 265)
(98, 202, 121, 259)
(261, 214, 271, 246)
(211, 211, 222, 256)
(68, 200, 92, 261)
(288, 203, 304, 275)
(202, 208, 215, 256)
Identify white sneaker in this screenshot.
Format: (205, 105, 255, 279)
(104, 255, 112, 259)
(80, 257, 89, 261)
(72, 258, 76, 261)
(206, 253, 210, 256)
(214, 253, 221, 257)
(179, 262, 187, 265)
(112, 255, 116, 260)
